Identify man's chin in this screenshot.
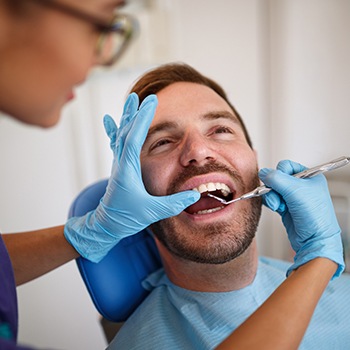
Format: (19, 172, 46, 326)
(152, 218, 256, 264)
(151, 194, 262, 264)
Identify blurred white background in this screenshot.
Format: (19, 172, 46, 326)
(0, 0, 349, 348)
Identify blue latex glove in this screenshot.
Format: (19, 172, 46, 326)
(64, 93, 200, 262)
(259, 160, 344, 279)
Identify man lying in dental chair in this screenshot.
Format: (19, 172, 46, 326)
(105, 63, 350, 350)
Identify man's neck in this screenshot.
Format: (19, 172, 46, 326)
(157, 240, 259, 292)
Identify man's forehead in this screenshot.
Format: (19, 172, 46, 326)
(147, 81, 245, 134)
(154, 82, 234, 116)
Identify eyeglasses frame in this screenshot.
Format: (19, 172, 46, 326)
(30, 0, 137, 66)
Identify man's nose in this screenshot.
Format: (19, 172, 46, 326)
(179, 133, 216, 167)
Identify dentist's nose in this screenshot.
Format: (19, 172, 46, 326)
(179, 133, 216, 167)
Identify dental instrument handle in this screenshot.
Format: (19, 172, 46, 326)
(245, 156, 350, 200)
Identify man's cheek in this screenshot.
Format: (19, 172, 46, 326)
(141, 168, 163, 196)
(141, 164, 152, 193)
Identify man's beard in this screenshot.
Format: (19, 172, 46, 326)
(150, 162, 262, 264)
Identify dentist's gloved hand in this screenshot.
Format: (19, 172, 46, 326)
(259, 160, 344, 279)
(64, 93, 200, 262)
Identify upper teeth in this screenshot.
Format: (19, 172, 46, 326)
(192, 182, 231, 197)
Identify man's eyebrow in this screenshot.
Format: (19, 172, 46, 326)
(201, 110, 241, 124)
(146, 111, 240, 140)
(146, 121, 179, 140)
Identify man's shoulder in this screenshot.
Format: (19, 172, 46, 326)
(108, 270, 190, 349)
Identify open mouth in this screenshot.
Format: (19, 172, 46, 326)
(185, 182, 234, 215)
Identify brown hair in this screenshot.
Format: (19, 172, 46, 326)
(130, 62, 253, 148)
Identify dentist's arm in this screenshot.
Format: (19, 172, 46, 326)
(259, 160, 344, 278)
(216, 159, 343, 349)
(4, 94, 200, 286)
(216, 258, 336, 350)
(3, 227, 78, 286)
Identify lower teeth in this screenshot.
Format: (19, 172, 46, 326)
(196, 206, 224, 215)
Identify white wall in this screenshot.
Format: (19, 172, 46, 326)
(268, 0, 350, 257)
(0, 0, 349, 348)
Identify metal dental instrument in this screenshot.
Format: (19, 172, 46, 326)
(207, 156, 350, 205)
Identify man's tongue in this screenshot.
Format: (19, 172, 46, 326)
(185, 195, 223, 214)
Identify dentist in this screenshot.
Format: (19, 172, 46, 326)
(0, 0, 199, 348)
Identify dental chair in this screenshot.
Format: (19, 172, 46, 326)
(68, 179, 162, 341)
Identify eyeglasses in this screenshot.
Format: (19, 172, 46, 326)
(31, 0, 138, 66)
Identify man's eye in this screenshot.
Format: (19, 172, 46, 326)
(208, 126, 236, 141)
(213, 126, 234, 134)
(150, 138, 172, 151)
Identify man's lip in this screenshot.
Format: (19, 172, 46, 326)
(182, 201, 234, 220)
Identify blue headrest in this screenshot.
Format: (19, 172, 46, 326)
(68, 179, 162, 322)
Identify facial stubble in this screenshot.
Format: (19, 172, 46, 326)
(150, 162, 262, 264)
